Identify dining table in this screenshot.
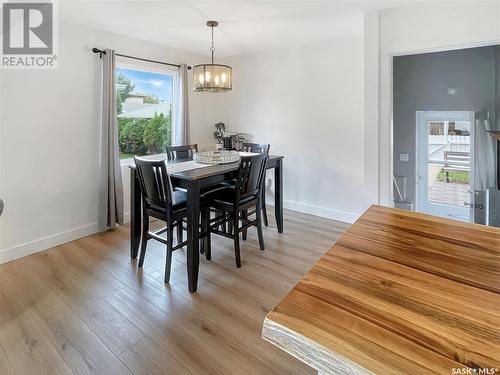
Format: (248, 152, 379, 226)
(129, 153, 284, 293)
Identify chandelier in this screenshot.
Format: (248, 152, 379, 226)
(193, 21, 232, 92)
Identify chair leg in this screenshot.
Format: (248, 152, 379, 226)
(227, 210, 233, 235)
(262, 188, 268, 227)
(164, 225, 173, 284)
(200, 210, 206, 254)
(176, 221, 183, 245)
(204, 209, 211, 260)
(242, 210, 248, 240)
(233, 214, 241, 268)
(220, 209, 226, 233)
(199, 214, 207, 254)
(216, 210, 224, 231)
(138, 213, 149, 268)
(256, 202, 265, 251)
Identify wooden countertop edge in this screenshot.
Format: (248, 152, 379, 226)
(262, 316, 373, 375)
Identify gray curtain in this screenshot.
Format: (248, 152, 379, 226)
(173, 64, 190, 145)
(474, 112, 496, 191)
(98, 49, 124, 231)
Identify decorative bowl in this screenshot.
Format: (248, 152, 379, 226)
(193, 150, 240, 165)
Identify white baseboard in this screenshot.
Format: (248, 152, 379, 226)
(0, 223, 99, 265)
(1, 212, 132, 265)
(282, 199, 360, 224)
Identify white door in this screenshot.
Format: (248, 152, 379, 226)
(416, 111, 474, 222)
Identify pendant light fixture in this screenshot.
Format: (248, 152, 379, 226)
(193, 21, 232, 92)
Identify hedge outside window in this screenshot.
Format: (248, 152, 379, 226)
(116, 66, 175, 160)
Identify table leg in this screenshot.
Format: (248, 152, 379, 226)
(186, 181, 200, 293)
(130, 168, 141, 259)
(274, 159, 284, 233)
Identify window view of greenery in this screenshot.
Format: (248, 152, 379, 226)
(116, 67, 174, 159)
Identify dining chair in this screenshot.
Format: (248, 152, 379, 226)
(241, 143, 270, 236)
(166, 144, 198, 161)
(134, 156, 192, 283)
(165, 143, 199, 241)
(207, 143, 270, 237)
(201, 152, 269, 268)
(241, 142, 270, 155)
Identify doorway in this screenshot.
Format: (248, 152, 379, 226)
(416, 111, 474, 222)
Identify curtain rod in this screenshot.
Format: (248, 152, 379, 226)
(92, 48, 191, 70)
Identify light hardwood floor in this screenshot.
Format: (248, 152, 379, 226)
(0, 209, 349, 374)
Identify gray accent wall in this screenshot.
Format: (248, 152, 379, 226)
(497, 46, 500, 131)
(393, 46, 498, 206)
(495, 46, 500, 226)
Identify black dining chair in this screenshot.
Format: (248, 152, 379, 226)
(201, 152, 269, 268)
(134, 156, 193, 283)
(241, 142, 270, 154)
(240, 143, 270, 230)
(166, 144, 198, 161)
(213, 142, 270, 237)
(165, 144, 199, 241)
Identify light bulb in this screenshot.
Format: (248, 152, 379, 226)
(205, 71, 211, 81)
(221, 72, 227, 83)
(198, 74, 204, 84)
(214, 75, 220, 85)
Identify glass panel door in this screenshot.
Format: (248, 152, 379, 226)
(417, 111, 473, 222)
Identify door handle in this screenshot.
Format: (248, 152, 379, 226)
(464, 201, 484, 209)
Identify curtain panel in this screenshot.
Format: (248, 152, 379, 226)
(475, 114, 497, 191)
(173, 64, 191, 146)
(98, 49, 124, 231)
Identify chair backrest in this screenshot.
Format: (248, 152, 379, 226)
(134, 156, 172, 208)
(236, 152, 269, 201)
(166, 144, 198, 161)
(241, 143, 270, 154)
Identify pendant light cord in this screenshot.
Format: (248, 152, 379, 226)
(210, 25, 215, 64)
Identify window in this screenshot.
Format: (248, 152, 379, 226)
(115, 62, 176, 160)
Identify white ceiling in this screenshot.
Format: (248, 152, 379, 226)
(59, 1, 407, 57)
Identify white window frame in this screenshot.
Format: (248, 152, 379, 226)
(115, 57, 179, 166)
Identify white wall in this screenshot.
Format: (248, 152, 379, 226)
(363, 11, 380, 205)
(372, 1, 500, 205)
(211, 35, 367, 223)
(0, 21, 219, 262)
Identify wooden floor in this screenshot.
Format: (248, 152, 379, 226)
(0, 209, 348, 374)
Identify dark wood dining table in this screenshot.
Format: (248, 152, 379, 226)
(129, 154, 284, 292)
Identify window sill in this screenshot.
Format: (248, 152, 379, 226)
(121, 158, 134, 167)
(120, 153, 168, 167)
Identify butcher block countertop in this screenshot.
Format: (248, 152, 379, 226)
(262, 205, 500, 375)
